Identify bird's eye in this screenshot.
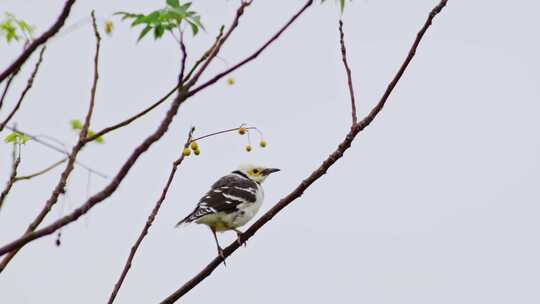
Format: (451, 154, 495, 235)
(252, 169, 259, 174)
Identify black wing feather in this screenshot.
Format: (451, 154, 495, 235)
(176, 174, 258, 226)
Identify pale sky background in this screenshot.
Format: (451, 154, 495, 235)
(1, 0, 539, 303)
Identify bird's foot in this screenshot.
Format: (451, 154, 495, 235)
(234, 229, 247, 247)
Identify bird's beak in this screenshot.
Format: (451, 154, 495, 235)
(262, 168, 280, 176)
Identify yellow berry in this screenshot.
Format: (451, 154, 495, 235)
(190, 141, 199, 150)
(104, 20, 114, 35)
(259, 140, 267, 148)
(238, 127, 247, 135)
(245, 145, 252, 152)
(182, 148, 191, 156)
(227, 78, 235, 85)
(194, 149, 200, 156)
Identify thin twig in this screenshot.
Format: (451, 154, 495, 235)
(184, 1, 253, 89)
(186, 0, 314, 98)
(0, 157, 21, 212)
(107, 127, 195, 304)
(84, 85, 178, 143)
(4, 125, 107, 179)
(0, 69, 20, 111)
(0, 46, 47, 132)
(182, 25, 225, 83)
(14, 158, 67, 182)
(178, 31, 187, 85)
(0, 12, 101, 273)
(0, 0, 76, 83)
(339, 20, 357, 125)
(190, 126, 257, 143)
(159, 1, 448, 302)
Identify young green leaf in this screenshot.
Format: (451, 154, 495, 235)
(4, 132, 31, 144)
(70, 119, 83, 130)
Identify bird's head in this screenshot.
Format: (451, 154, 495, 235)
(237, 164, 280, 183)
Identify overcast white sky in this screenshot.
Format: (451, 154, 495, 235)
(1, 0, 539, 303)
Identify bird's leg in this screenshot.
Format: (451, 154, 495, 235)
(232, 228, 247, 247)
(210, 227, 226, 266)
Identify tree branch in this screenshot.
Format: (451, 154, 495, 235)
(84, 85, 178, 143)
(0, 0, 77, 83)
(159, 1, 448, 302)
(184, 0, 252, 89)
(182, 25, 225, 83)
(0, 69, 20, 111)
(0, 12, 101, 273)
(186, 0, 314, 98)
(339, 20, 357, 125)
(0, 155, 21, 213)
(107, 127, 194, 304)
(14, 158, 67, 182)
(0, 46, 47, 132)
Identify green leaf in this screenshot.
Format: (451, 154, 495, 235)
(137, 25, 152, 42)
(154, 24, 165, 39)
(70, 119, 83, 130)
(4, 132, 17, 143)
(187, 20, 198, 36)
(87, 131, 105, 144)
(167, 0, 180, 8)
(4, 132, 31, 144)
(116, 0, 204, 42)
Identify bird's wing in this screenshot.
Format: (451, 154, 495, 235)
(177, 174, 258, 225)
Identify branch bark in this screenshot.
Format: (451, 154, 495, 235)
(160, 1, 448, 302)
(0, 155, 20, 212)
(0, 0, 76, 83)
(0, 46, 47, 132)
(107, 127, 194, 304)
(339, 20, 357, 124)
(0, 69, 20, 111)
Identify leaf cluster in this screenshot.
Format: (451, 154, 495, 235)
(0, 12, 34, 44)
(4, 131, 31, 145)
(115, 0, 204, 42)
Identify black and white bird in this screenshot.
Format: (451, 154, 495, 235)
(176, 164, 280, 262)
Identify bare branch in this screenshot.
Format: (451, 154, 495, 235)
(178, 31, 187, 85)
(182, 26, 225, 83)
(0, 12, 101, 273)
(186, 0, 314, 98)
(339, 20, 357, 125)
(0, 0, 77, 83)
(159, 1, 448, 302)
(0, 70, 20, 111)
(84, 86, 178, 143)
(184, 1, 252, 89)
(14, 158, 66, 182)
(0, 46, 47, 132)
(107, 127, 194, 304)
(0, 156, 21, 212)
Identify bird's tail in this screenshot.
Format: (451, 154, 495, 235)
(174, 213, 194, 228)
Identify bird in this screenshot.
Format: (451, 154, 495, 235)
(176, 164, 280, 263)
